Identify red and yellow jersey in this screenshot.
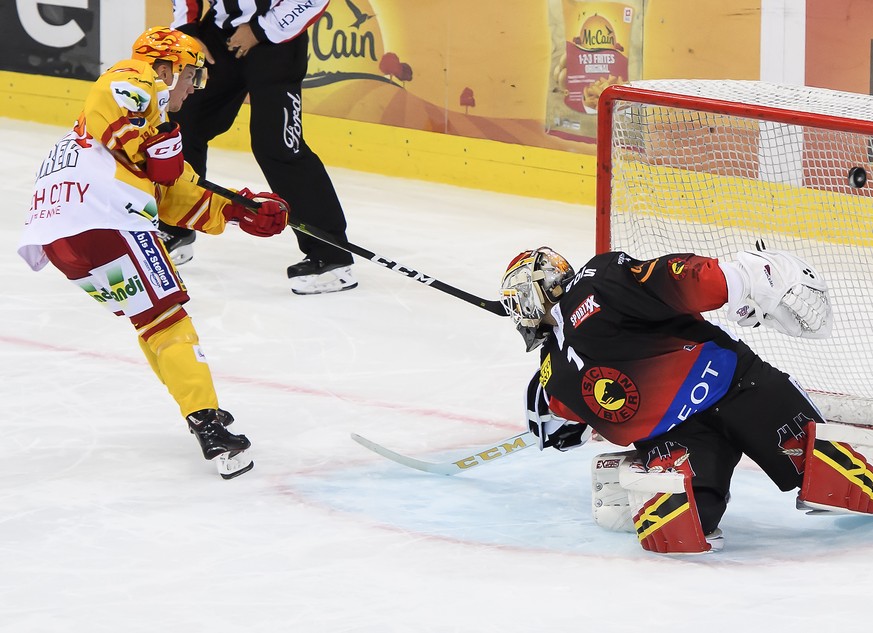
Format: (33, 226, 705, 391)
(19, 58, 234, 271)
(538, 251, 741, 446)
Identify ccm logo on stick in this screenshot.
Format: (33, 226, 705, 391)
(370, 255, 434, 285)
(453, 436, 531, 469)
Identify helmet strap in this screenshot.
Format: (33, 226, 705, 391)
(166, 72, 180, 91)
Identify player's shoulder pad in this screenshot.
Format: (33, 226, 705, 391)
(101, 59, 158, 114)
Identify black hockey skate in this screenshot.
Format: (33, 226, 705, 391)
(286, 257, 357, 295)
(216, 408, 234, 427)
(158, 228, 196, 266)
(187, 409, 253, 479)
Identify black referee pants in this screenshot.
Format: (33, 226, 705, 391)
(166, 21, 352, 266)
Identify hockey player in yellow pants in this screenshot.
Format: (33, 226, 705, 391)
(18, 27, 289, 478)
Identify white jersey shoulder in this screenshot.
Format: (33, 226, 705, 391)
(18, 130, 158, 271)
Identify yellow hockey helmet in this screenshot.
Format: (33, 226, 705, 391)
(132, 26, 206, 88)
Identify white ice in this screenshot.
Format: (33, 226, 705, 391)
(2, 118, 871, 632)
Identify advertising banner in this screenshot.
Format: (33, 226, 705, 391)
(302, 0, 646, 153)
(0, 0, 100, 81)
(545, 0, 644, 142)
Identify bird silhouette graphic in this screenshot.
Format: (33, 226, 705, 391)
(345, 0, 375, 28)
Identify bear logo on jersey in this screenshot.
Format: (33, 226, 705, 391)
(581, 366, 640, 423)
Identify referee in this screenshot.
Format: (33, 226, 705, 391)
(163, 0, 357, 295)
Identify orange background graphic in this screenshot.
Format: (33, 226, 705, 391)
(135, 0, 873, 189)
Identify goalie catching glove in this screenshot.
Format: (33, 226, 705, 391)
(223, 188, 289, 237)
(719, 246, 832, 338)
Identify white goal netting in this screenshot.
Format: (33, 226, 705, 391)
(601, 79, 873, 423)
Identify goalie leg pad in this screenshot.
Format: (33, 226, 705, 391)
(619, 460, 717, 554)
(591, 451, 636, 533)
(798, 422, 873, 515)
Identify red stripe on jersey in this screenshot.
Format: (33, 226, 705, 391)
(177, 191, 212, 230)
(547, 396, 586, 424)
(101, 117, 140, 151)
(184, 0, 201, 24)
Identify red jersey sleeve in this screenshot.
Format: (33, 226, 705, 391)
(628, 254, 728, 315)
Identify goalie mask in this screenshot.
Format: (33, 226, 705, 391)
(501, 247, 575, 352)
(132, 26, 207, 89)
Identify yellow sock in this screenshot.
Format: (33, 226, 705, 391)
(139, 316, 218, 417)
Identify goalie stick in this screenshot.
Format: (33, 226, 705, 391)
(350, 431, 537, 476)
(199, 178, 507, 317)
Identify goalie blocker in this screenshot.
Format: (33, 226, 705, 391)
(591, 422, 873, 554)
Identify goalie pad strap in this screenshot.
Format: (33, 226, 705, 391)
(799, 422, 873, 515)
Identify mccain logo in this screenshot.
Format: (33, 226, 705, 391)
(306, 0, 412, 89)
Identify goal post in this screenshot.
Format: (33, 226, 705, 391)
(597, 80, 873, 424)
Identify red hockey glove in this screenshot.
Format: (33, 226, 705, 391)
(142, 122, 184, 186)
(223, 188, 289, 237)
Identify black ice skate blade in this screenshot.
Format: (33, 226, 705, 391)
(221, 460, 254, 480)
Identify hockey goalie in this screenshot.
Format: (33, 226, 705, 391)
(500, 245, 873, 554)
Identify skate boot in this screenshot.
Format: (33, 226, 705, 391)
(216, 408, 234, 427)
(187, 408, 254, 479)
(158, 228, 196, 266)
(287, 257, 357, 295)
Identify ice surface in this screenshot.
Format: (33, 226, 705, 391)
(2, 118, 871, 632)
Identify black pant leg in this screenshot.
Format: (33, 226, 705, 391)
(245, 33, 352, 265)
(715, 345, 824, 491)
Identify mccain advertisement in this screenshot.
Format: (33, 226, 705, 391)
(303, 0, 644, 152)
(0, 0, 100, 81)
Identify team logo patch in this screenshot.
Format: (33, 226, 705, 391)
(645, 441, 695, 477)
(668, 257, 687, 279)
(110, 81, 151, 113)
(570, 294, 601, 328)
(540, 354, 552, 387)
(581, 366, 640, 423)
(778, 413, 812, 475)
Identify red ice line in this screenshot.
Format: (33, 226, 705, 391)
(0, 334, 516, 431)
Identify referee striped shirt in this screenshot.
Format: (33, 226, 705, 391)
(171, 0, 330, 44)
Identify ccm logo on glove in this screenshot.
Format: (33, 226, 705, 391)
(142, 122, 184, 186)
(223, 188, 289, 237)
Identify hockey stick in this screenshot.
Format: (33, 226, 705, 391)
(350, 431, 537, 476)
(199, 178, 507, 316)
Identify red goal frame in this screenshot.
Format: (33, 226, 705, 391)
(594, 83, 873, 254)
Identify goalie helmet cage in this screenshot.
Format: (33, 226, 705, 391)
(597, 80, 873, 425)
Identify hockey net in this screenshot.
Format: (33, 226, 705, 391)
(597, 80, 873, 424)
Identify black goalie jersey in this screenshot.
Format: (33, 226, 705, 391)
(539, 251, 744, 446)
